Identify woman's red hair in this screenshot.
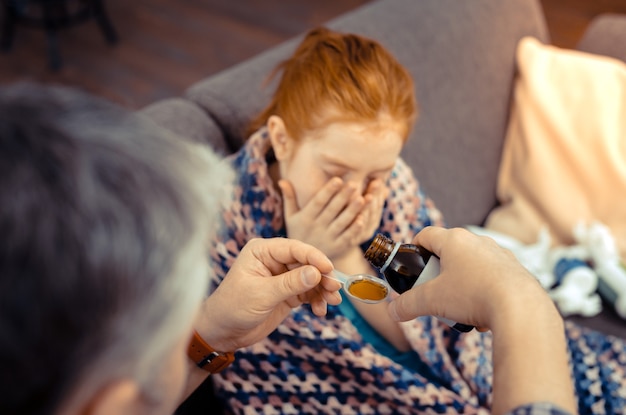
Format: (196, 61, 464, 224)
(249, 27, 417, 141)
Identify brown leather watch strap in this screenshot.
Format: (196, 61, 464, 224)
(187, 330, 235, 373)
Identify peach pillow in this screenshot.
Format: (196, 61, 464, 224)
(485, 37, 626, 260)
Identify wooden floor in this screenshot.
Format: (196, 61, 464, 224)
(1, 0, 626, 109)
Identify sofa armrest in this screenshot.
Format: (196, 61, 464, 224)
(139, 97, 230, 155)
(576, 13, 626, 62)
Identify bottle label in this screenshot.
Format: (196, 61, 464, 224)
(412, 256, 440, 286)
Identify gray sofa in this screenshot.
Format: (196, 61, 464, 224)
(141, 0, 626, 341)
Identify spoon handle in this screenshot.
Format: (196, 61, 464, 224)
(322, 270, 349, 285)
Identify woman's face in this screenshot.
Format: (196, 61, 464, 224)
(270, 117, 405, 208)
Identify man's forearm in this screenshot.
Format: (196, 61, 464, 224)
(491, 299, 576, 415)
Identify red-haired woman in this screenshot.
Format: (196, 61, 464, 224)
(206, 27, 625, 415)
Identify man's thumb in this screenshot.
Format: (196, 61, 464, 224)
(300, 266, 320, 287)
(387, 288, 430, 322)
(273, 265, 320, 300)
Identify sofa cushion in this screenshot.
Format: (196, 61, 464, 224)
(485, 37, 626, 260)
(185, 0, 548, 227)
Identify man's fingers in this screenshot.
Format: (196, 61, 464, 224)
(248, 238, 334, 275)
(268, 266, 341, 315)
(310, 297, 329, 316)
(411, 226, 447, 257)
(271, 265, 322, 303)
(322, 287, 342, 305)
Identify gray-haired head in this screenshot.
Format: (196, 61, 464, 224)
(0, 82, 232, 414)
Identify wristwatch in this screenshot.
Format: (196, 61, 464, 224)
(187, 330, 235, 373)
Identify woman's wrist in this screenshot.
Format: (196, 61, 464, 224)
(332, 246, 372, 271)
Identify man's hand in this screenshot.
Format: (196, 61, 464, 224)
(387, 226, 548, 329)
(197, 238, 342, 353)
(385, 227, 576, 415)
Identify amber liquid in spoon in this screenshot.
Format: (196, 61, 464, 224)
(323, 270, 390, 303)
(347, 279, 388, 301)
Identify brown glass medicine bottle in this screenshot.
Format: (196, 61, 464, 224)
(365, 233, 474, 332)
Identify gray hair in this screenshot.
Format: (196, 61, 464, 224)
(0, 83, 233, 414)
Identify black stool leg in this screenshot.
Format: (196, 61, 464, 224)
(92, 0, 118, 44)
(41, 0, 63, 71)
(1, 1, 17, 51)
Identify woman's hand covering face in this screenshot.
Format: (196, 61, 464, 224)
(280, 177, 388, 261)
